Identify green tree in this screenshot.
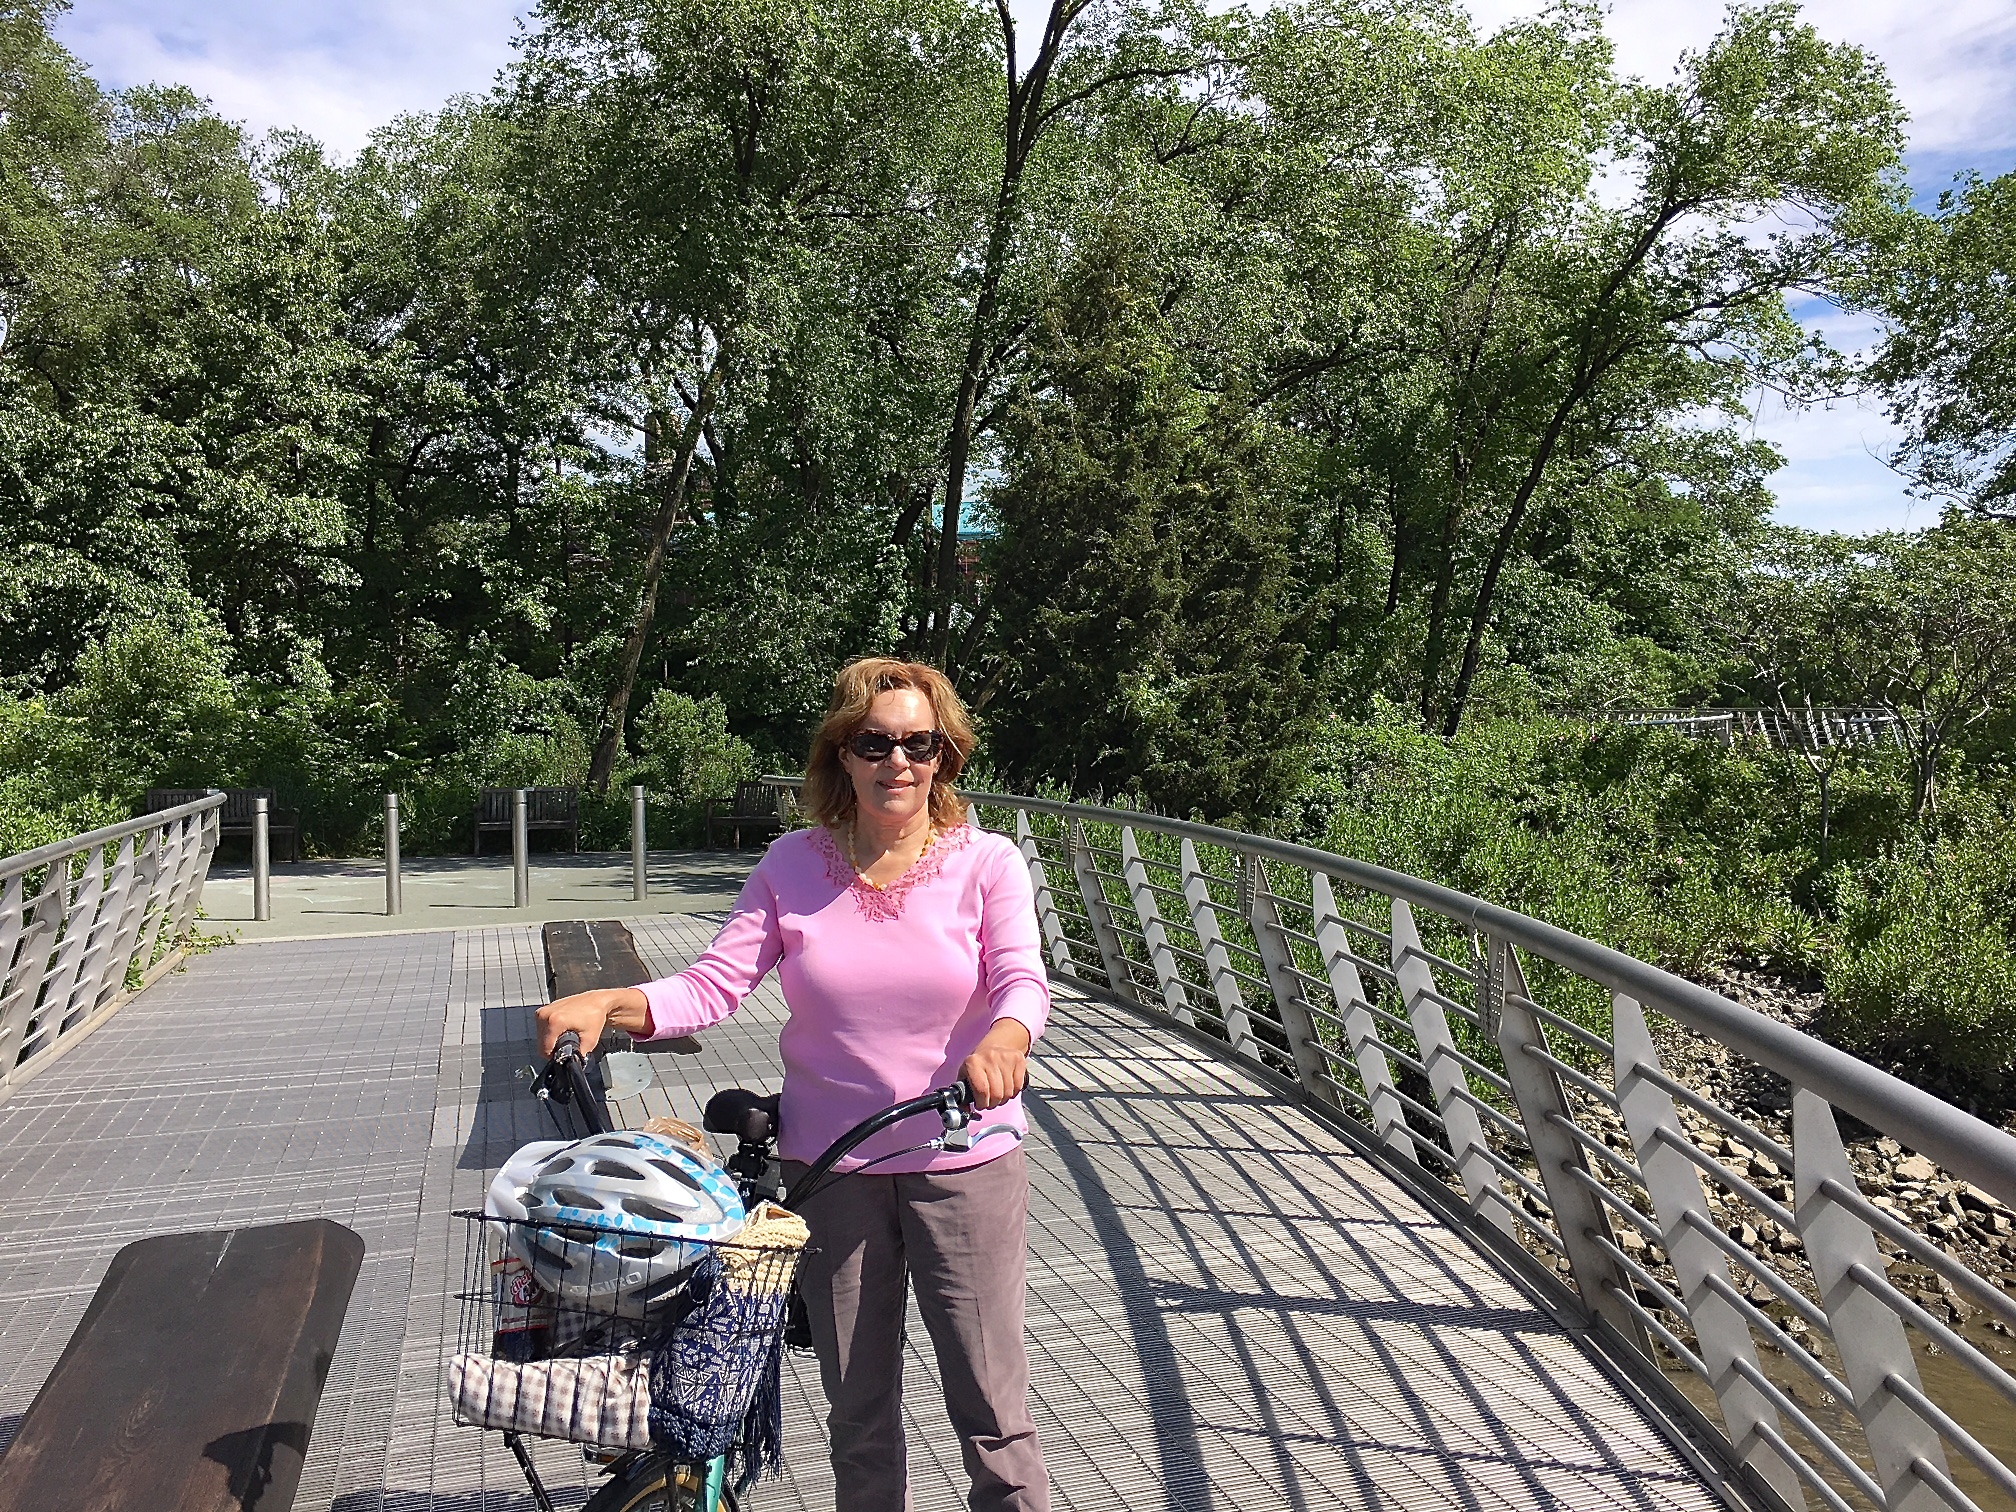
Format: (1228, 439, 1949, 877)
(985, 228, 1309, 821)
(1854, 170, 2016, 513)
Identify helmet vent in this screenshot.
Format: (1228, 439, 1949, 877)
(623, 1198, 693, 1224)
(590, 1160, 644, 1180)
(647, 1159, 704, 1190)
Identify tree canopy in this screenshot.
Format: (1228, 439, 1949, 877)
(0, 0, 1987, 831)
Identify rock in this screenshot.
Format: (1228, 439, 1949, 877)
(1619, 1228, 1648, 1254)
(1774, 1229, 1803, 1254)
(1960, 1184, 2004, 1216)
(1729, 1222, 1761, 1248)
(1897, 1154, 1939, 1183)
(1878, 1137, 1902, 1157)
(1749, 1154, 1782, 1180)
(1748, 1280, 1777, 1305)
(1932, 1214, 1963, 1237)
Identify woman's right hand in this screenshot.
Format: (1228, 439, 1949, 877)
(536, 987, 651, 1057)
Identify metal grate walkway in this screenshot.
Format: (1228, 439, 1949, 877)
(0, 917, 1730, 1511)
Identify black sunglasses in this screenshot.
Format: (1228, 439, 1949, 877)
(844, 729, 946, 764)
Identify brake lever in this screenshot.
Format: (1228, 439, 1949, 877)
(939, 1081, 974, 1150)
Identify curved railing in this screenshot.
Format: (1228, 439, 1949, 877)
(0, 793, 224, 1098)
(767, 777, 2016, 1512)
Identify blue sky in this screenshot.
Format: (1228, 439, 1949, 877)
(54, 0, 2016, 535)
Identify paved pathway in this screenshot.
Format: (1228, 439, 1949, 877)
(0, 917, 1729, 1512)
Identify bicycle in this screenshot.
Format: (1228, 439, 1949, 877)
(453, 1027, 1013, 1512)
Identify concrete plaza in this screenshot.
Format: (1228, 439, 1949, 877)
(199, 849, 761, 942)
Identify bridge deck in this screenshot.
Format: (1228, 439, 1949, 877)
(0, 916, 1727, 1512)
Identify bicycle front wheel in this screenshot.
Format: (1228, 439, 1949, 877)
(584, 1453, 739, 1512)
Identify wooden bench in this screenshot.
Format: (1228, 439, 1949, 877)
(0, 1218, 363, 1512)
(704, 779, 786, 850)
(144, 788, 301, 863)
(542, 919, 699, 1057)
(473, 786, 579, 855)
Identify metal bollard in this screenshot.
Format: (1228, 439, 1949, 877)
(512, 788, 530, 908)
(384, 792, 402, 916)
(252, 796, 271, 922)
(631, 785, 648, 901)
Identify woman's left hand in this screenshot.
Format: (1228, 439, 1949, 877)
(961, 1019, 1032, 1110)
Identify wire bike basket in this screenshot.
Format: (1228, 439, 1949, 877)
(449, 1208, 808, 1476)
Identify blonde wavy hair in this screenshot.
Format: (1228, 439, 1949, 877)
(802, 658, 975, 830)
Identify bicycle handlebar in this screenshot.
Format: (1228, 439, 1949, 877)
(785, 1079, 975, 1209)
(541, 1030, 611, 1137)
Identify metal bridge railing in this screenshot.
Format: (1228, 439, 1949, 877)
(1597, 707, 1906, 751)
(764, 777, 2016, 1512)
(0, 793, 224, 1098)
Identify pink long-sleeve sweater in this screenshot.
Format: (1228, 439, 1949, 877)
(638, 821, 1050, 1173)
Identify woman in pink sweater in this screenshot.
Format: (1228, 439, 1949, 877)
(538, 657, 1052, 1512)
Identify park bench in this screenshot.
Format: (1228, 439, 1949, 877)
(542, 919, 699, 1059)
(0, 1218, 363, 1512)
(473, 786, 579, 854)
(704, 779, 786, 850)
(143, 787, 300, 863)
(536, 920, 699, 1137)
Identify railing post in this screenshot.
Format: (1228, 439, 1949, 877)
(252, 797, 271, 922)
(39, 845, 101, 1036)
(1489, 940, 1647, 1348)
(165, 803, 221, 940)
(1793, 1087, 1950, 1511)
(97, 838, 153, 1011)
(1070, 819, 1136, 1003)
(1614, 995, 1804, 1507)
(1182, 839, 1253, 1058)
(1249, 859, 1334, 1107)
(72, 838, 135, 1017)
(0, 881, 59, 1073)
(631, 785, 648, 902)
(1312, 874, 1410, 1159)
(1121, 828, 1189, 1023)
(384, 793, 402, 917)
(1015, 812, 1076, 976)
(512, 788, 530, 909)
(1390, 901, 1508, 1235)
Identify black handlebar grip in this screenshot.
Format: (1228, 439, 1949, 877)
(554, 1029, 583, 1064)
(950, 1078, 975, 1109)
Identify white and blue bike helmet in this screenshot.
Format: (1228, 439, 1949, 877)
(499, 1131, 745, 1314)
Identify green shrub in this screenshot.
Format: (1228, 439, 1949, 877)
(1824, 835, 2016, 1083)
(634, 691, 758, 806)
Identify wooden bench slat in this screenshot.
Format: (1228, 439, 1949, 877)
(542, 920, 700, 1056)
(0, 1219, 364, 1512)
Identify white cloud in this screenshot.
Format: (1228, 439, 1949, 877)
(1464, 0, 2016, 154)
(54, 0, 528, 158)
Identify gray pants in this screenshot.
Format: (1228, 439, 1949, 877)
(784, 1147, 1050, 1512)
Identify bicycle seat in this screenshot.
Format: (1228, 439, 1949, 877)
(704, 1088, 781, 1144)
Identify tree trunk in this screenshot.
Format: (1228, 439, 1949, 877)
(931, 0, 1080, 667)
(1417, 491, 1465, 729)
(586, 357, 726, 791)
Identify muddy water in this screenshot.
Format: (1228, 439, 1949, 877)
(1657, 1294, 2016, 1511)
